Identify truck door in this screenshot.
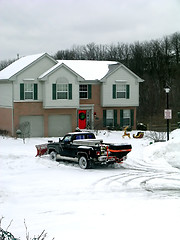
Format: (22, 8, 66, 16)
(60, 135, 75, 157)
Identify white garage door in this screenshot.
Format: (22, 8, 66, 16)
(48, 115, 72, 137)
(19, 116, 44, 137)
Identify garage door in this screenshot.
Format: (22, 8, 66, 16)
(19, 116, 44, 137)
(48, 115, 72, 137)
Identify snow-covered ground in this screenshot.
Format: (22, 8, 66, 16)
(1, 130, 180, 240)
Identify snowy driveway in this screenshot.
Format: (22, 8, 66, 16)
(1, 130, 180, 240)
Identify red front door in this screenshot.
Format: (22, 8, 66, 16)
(78, 110, 86, 129)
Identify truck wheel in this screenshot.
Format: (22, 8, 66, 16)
(79, 155, 90, 169)
(50, 151, 57, 161)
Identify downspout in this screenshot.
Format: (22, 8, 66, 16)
(91, 105, 94, 129)
(12, 81, 14, 137)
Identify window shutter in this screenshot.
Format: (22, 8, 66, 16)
(52, 84, 56, 100)
(131, 109, 134, 127)
(113, 84, 116, 99)
(103, 110, 106, 127)
(114, 109, 117, 126)
(126, 85, 130, 99)
(34, 83, 38, 100)
(88, 85, 92, 99)
(20, 83, 24, 100)
(120, 110, 123, 128)
(69, 84, 72, 99)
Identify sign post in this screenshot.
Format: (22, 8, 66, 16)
(164, 85, 171, 141)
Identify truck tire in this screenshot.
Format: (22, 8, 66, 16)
(50, 151, 57, 161)
(78, 155, 91, 169)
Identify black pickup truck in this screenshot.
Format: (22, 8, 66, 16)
(36, 132, 132, 169)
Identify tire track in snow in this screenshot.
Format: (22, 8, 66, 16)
(92, 167, 180, 198)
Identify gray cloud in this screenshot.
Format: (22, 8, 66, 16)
(0, 0, 180, 60)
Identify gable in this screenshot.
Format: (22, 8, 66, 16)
(0, 53, 57, 80)
(101, 64, 142, 107)
(101, 63, 144, 83)
(16, 55, 57, 80)
(39, 62, 84, 82)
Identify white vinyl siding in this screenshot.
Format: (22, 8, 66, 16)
(0, 82, 13, 107)
(42, 64, 81, 108)
(101, 66, 140, 107)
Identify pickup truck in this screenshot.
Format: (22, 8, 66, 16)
(36, 132, 132, 169)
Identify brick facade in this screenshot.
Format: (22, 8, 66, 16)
(0, 107, 13, 135)
(13, 102, 77, 137)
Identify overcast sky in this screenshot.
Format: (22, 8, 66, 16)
(0, 0, 180, 61)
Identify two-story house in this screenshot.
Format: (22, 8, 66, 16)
(0, 53, 143, 137)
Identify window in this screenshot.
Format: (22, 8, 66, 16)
(24, 83, 33, 99)
(52, 83, 72, 100)
(113, 84, 130, 99)
(79, 85, 88, 99)
(120, 109, 134, 128)
(20, 83, 38, 100)
(57, 84, 68, 99)
(87, 134, 95, 139)
(123, 109, 130, 126)
(116, 84, 126, 98)
(103, 110, 117, 127)
(74, 135, 85, 140)
(79, 84, 92, 99)
(106, 110, 114, 126)
(63, 135, 72, 143)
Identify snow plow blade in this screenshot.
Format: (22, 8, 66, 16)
(35, 144, 48, 157)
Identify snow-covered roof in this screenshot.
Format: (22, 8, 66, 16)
(0, 53, 46, 80)
(39, 60, 118, 80)
(0, 53, 143, 82)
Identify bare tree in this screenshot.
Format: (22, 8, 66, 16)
(0, 59, 15, 71)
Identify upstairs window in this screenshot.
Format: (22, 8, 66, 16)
(57, 84, 68, 99)
(24, 83, 33, 99)
(113, 84, 130, 99)
(79, 84, 92, 99)
(116, 84, 126, 98)
(79, 85, 88, 99)
(20, 83, 38, 100)
(52, 83, 72, 100)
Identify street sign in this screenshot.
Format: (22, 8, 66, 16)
(164, 109, 172, 119)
